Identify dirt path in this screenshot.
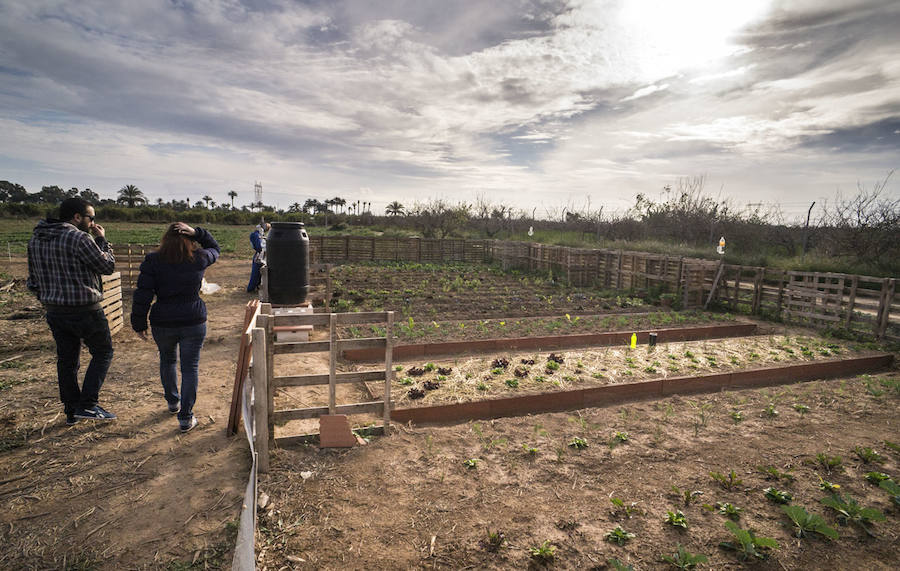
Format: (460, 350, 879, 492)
(0, 257, 255, 569)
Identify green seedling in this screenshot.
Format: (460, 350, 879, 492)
(522, 444, 538, 455)
(817, 476, 841, 493)
(719, 520, 779, 561)
(758, 465, 795, 483)
(393, 365, 403, 371)
(423, 362, 436, 372)
(479, 529, 506, 552)
(878, 479, 900, 506)
(609, 431, 629, 448)
(672, 485, 703, 506)
(607, 558, 634, 571)
(815, 453, 843, 472)
(568, 436, 588, 449)
(820, 494, 886, 536)
(545, 360, 560, 372)
(504, 378, 519, 388)
(864, 471, 890, 484)
(764, 487, 793, 504)
(716, 502, 742, 520)
(398, 377, 413, 386)
(662, 544, 708, 570)
(665, 510, 688, 529)
(884, 440, 900, 454)
(854, 446, 884, 464)
(610, 497, 642, 518)
(529, 540, 555, 563)
(476, 382, 489, 391)
(793, 403, 809, 415)
(605, 525, 635, 546)
(463, 458, 479, 469)
(710, 470, 742, 490)
(490, 367, 504, 376)
(730, 410, 743, 424)
(763, 403, 779, 418)
(782, 505, 839, 540)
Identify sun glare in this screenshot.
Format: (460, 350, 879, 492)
(617, 0, 772, 78)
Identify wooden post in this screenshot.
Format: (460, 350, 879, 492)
(732, 266, 742, 309)
(876, 278, 895, 338)
(616, 250, 623, 290)
(676, 258, 685, 302)
(705, 261, 726, 309)
(751, 267, 764, 314)
(328, 313, 337, 414)
(384, 311, 393, 428)
(258, 304, 274, 448)
(251, 325, 269, 474)
(845, 275, 858, 328)
(776, 270, 787, 317)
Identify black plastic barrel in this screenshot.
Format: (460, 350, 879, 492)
(266, 222, 309, 304)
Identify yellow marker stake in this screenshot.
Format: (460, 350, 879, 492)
(630, 332, 637, 349)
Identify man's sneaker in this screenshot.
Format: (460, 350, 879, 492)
(168, 403, 180, 414)
(73, 406, 117, 421)
(180, 416, 198, 433)
(66, 412, 78, 426)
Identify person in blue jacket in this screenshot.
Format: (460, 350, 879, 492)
(131, 222, 219, 432)
(246, 222, 270, 292)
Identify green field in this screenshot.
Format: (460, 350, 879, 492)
(0, 220, 259, 257)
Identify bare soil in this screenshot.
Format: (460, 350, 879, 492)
(1, 257, 898, 570)
(0, 257, 254, 569)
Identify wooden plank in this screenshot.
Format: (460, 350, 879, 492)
(336, 338, 386, 351)
(784, 310, 842, 322)
(274, 313, 330, 327)
(384, 311, 393, 429)
(273, 340, 331, 354)
(274, 370, 385, 387)
(251, 326, 269, 473)
(227, 300, 259, 436)
(274, 401, 383, 422)
(328, 313, 336, 414)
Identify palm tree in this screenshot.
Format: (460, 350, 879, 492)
(330, 196, 346, 213)
(288, 202, 302, 213)
(117, 184, 146, 208)
(385, 201, 404, 216)
(228, 190, 237, 209)
(202, 195, 213, 208)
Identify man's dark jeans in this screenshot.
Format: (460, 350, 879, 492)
(45, 309, 114, 413)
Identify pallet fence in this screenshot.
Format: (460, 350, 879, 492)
(109, 237, 898, 339)
(101, 272, 123, 335)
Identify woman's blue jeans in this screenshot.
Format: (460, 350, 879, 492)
(151, 323, 206, 422)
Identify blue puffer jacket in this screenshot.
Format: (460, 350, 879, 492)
(130, 228, 220, 331)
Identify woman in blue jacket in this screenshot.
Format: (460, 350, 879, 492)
(131, 222, 219, 432)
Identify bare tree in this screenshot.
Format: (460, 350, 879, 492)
(820, 170, 899, 268)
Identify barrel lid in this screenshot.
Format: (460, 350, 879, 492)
(271, 221, 305, 228)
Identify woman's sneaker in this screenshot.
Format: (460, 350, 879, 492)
(73, 406, 117, 421)
(180, 416, 198, 433)
(168, 403, 180, 414)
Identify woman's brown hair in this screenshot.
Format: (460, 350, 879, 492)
(157, 224, 195, 264)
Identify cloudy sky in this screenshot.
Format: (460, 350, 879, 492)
(1, 0, 898, 220)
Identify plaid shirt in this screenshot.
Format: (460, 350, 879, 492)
(27, 219, 115, 306)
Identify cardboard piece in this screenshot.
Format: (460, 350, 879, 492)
(319, 415, 357, 448)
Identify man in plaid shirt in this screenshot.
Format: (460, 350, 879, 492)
(27, 197, 118, 425)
